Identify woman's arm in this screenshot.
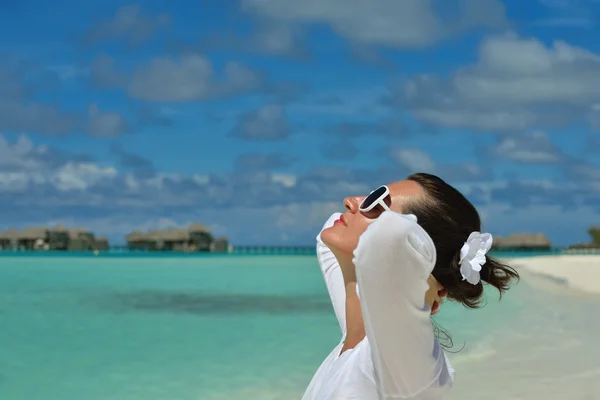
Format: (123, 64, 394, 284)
(316, 213, 346, 334)
(354, 211, 451, 398)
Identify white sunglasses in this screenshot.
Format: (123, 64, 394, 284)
(359, 185, 391, 215)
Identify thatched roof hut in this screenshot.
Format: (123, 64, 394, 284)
(94, 237, 110, 251)
(146, 230, 162, 241)
(126, 223, 213, 242)
(161, 228, 189, 241)
(0, 228, 19, 246)
(19, 227, 49, 240)
(126, 231, 147, 242)
(493, 233, 552, 250)
(188, 223, 211, 233)
(0, 224, 106, 251)
(210, 236, 229, 252)
(125, 222, 219, 251)
(67, 228, 89, 240)
(4, 228, 19, 239)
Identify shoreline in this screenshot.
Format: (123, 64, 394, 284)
(504, 255, 600, 298)
(448, 254, 600, 399)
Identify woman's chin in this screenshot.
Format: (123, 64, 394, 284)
(321, 227, 341, 248)
(322, 228, 352, 247)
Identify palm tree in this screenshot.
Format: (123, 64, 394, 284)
(588, 226, 600, 246)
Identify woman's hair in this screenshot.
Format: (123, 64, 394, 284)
(404, 172, 519, 309)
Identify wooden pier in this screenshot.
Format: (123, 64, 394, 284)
(562, 248, 600, 255)
(106, 245, 316, 255)
(231, 246, 315, 255)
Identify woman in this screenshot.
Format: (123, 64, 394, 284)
(301, 173, 519, 400)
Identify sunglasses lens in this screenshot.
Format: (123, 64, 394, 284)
(360, 186, 387, 210)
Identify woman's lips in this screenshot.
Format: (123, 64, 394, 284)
(334, 215, 346, 226)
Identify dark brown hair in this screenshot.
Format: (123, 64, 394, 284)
(404, 173, 519, 308)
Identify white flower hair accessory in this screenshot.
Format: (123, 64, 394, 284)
(459, 232, 493, 285)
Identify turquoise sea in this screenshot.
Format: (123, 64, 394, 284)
(0, 252, 554, 399)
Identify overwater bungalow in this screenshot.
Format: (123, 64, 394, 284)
(0, 225, 109, 251)
(0, 228, 18, 250)
(492, 233, 552, 251)
(66, 227, 109, 251)
(125, 223, 228, 253)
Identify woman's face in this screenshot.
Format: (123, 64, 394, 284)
(321, 179, 447, 315)
(321, 179, 423, 254)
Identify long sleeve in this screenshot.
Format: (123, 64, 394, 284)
(353, 211, 451, 399)
(316, 212, 346, 334)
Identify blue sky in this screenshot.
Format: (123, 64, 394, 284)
(1, 0, 600, 246)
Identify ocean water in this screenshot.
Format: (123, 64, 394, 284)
(0, 254, 594, 399)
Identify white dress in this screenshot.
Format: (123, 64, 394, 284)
(301, 211, 455, 400)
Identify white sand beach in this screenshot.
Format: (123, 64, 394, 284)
(448, 255, 600, 400)
(512, 255, 600, 298)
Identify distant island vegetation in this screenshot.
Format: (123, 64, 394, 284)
(565, 226, 600, 252)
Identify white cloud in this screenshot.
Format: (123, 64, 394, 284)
(390, 148, 436, 172)
(412, 107, 540, 132)
(0, 134, 49, 171)
(290, 86, 388, 117)
(250, 23, 306, 55)
(492, 131, 563, 163)
(0, 172, 31, 192)
(203, 22, 308, 58)
(50, 163, 118, 191)
(84, 4, 171, 45)
(88, 104, 129, 138)
(242, 0, 507, 48)
(0, 133, 96, 172)
(231, 104, 290, 140)
(0, 134, 597, 245)
(273, 201, 339, 230)
(587, 103, 600, 130)
(0, 99, 78, 135)
(272, 173, 296, 187)
(399, 33, 600, 132)
(568, 162, 600, 181)
(0, 163, 117, 194)
(128, 55, 262, 102)
(91, 54, 126, 88)
(0, 59, 134, 137)
(457, 33, 600, 104)
(0, 135, 113, 193)
(388, 147, 490, 181)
